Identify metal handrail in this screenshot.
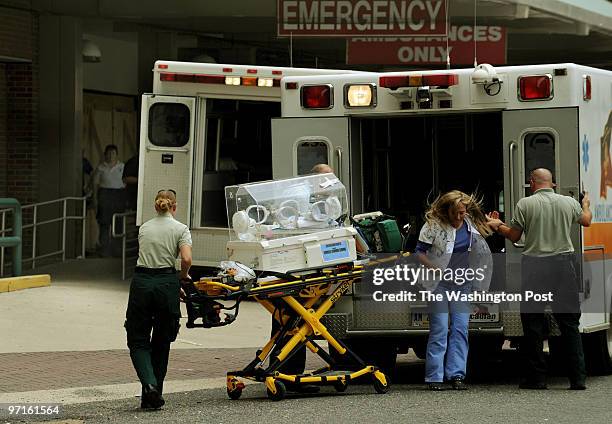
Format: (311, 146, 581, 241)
(112, 210, 138, 280)
(0, 196, 86, 276)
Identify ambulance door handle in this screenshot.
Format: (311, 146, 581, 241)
(509, 141, 517, 216)
(335, 147, 343, 179)
(509, 141, 523, 249)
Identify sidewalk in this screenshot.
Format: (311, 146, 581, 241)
(0, 258, 296, 404)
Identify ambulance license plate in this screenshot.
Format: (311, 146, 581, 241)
(470, 304, 499, 322)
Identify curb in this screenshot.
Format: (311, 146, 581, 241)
(0, 274, 51, 293)
(0, 377, 254, 405)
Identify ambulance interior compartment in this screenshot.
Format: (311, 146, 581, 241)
(352, 112, 506, 290)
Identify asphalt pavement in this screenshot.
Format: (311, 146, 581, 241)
(1, 258, 611, 424)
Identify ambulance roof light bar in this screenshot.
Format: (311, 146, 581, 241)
(159, 72, 280, 87)
(379, 73, 459, 90)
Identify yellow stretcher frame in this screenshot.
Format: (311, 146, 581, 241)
(196, 265, 390, 401)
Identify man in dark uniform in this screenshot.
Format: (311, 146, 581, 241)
(125, 189, 192, 409)
(487, 168, 592, 390)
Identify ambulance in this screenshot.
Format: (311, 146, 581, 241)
(136, 60, 367, 263)
(271, 63, 612, 374)
(138, 60, 612, 375)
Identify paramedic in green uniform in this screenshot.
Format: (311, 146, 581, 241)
(487, 168, 591, 390)
(125, 189, 192, 409)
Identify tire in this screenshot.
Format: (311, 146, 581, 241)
(583, 328, 612, 376)
(266, 380, 286, 401)
(373, 374, 391, 394)
(467, 336, 505, 379)
(331, 338, 397, 376)
(227, 387, 242, 400)
(412, 340, 427, 360)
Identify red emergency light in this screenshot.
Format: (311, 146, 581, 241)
(518, 75, 553, 101)
(583, 75, 591, 101)
(379, 74, 458, 89)
(301, 84, 333, 109)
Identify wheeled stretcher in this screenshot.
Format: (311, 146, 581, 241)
(183, 263, 390, 401)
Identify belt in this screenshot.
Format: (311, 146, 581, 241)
(135, 266, 177, 275)
(523, 253, 575, 262)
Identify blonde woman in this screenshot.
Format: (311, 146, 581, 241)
(125, 190, 192, 409)
(415, 190, 493, 391)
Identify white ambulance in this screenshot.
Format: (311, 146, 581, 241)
(271, 63, 612, 374)
(136, 60, 367, 265)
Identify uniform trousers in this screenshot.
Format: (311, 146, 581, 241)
(520, 254, 586, 385)
(125, 270, 181, 394)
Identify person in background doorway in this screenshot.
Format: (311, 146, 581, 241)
(82, 151, 94, 208)
(125, 189, 192, 410)
(123, 153, 139, 211)
(93, 144, 125, 256)
(415, 190, 493, 391)
(486, 168, 591, 390)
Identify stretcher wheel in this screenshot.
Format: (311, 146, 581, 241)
(227, 387, 243, 400)
(333, 380, 348, 392)
(373, 374, 390, 394)
(266, 380, 286, 401)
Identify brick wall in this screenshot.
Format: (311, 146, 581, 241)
(0, 6, 38, 205)
(0, 5, 33, 60)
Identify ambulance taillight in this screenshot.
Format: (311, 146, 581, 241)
(301, 84, 333, 109)
(518, 75, 553, 101)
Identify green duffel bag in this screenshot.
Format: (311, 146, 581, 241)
(376, 219, 402, 253)
(352, 214, 402, 253)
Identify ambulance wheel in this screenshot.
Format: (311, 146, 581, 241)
(583, 327, 612, 376)
(373, 374, 390, 394)
(266, 380, 286, 401)
(227, 387, 242, 400)
(333, 380, 348, 392)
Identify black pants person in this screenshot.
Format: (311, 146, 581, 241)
(520, 254, 586, 386)
(97, 188, 125, 256)
(125, 269, 181, 395)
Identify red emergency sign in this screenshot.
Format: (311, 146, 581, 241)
(347, 26, 506, 65)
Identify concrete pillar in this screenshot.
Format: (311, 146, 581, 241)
(39, 15, 82, 200)
(38, 15, 83, 260)
(138, 30, 156, 95)
(138, 30, 178, 94)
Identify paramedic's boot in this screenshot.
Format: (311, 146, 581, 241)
(451, 377, 468, 390)
(141, 384, 165, 409)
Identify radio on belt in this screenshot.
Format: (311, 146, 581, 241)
(225, 173, 357, 272)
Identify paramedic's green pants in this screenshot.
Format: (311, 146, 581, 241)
(125, 272, 181, 394)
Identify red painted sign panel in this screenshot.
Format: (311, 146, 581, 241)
(346, 26, 506, 65)
(278, 0, 447, 36)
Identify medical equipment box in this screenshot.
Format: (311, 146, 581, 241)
(225, 173, 357, 272)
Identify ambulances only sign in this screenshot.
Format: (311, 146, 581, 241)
(277, 0, 447, 36)
(346, 26, 506, 65)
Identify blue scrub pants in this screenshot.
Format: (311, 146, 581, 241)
(425, 282, 472, 383)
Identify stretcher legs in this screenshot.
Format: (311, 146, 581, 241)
(224, 275, 391, 401)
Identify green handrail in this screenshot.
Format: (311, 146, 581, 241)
(0, 198, 22, 277)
